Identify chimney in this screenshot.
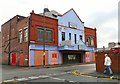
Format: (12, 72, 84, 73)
(44, 8, 50, 13)
(32, 10, 34, 13)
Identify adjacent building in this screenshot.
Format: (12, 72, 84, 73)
(2, 15, 26, 65)
(2, 8, 97, 66)
(84, 27, 97, 62)
(57, 9, 86, 64)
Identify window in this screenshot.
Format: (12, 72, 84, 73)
(24, 28, 28, 42)
(46, 29, 52, 42)
(80, 35, 82, 40)
(38, 28, 44, 42)
(19, 31, 22, 43)
(86, 36, 94, 46)
(69, 33, 71, 40)
(38, 28, 53, 42)
(86, 37, 90, 46)
(68, 22, 77, 28)
(91, 37, 94, 46)
(74, 34, 76, 44)
(62, 32, 65, 41)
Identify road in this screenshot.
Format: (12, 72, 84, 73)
(1, 63, 119, 82)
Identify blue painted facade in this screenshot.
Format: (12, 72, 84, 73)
(58, 9, 85, 48)
(29, 44, 62, 66)
(30, 50, 34, 66)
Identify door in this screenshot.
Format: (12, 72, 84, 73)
(19, 54, 24, 66)
(34, 50, 43, 66)
(12, 53, 16, 65)
(34, 50, 48, 66)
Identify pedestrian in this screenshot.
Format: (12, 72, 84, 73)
(103, 54, 113, 75)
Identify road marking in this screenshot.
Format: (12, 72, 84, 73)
(50, 77, 65, 81)
(28, 76, 40, 79)
(3, 71, 71, 82)
(16, 78, 29, 81)
(69, 81, 75, 82)
(38, 75, 49, 78)
(50, 77, 75, 82)
(66, 72, 71, 73)
(3, 79, 15, 82)
(60, 72, 66, 75)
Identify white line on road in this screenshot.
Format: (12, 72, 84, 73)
(28, 76, 40, 79)
(3, 71, 71, 82)
(50, 77, 65, 81)
(38, 75, 49, 78)
(16, 78, 29, 81)
(3, 79, 15, 82)
(49, 77, 75, 82)
(60, 72, 67, 75)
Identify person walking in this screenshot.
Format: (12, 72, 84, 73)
(103, 54, 113, 75)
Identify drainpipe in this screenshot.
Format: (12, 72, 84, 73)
(27, 16, 31, 67)
(8, 19, 12, 65)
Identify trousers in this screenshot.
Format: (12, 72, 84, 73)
(104, 65, 113, 75)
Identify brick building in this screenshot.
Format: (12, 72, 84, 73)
(84, 27, 97, 62)
(2, 10, 58, 66)
(29, 11, 58, 66)
(2, 8, 97, 66)
(84, 27, 97, 48)
(2, 15, 26, 65)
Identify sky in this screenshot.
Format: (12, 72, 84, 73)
(0, 0, 119, 48)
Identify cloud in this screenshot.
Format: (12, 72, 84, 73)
(0, 0, 119, 48)
(85, 8, 118, 47)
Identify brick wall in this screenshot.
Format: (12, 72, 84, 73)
(1, 15, 26, 65)
(30, 11, 58, 46)
(96, 51, 120, 73)
(84, 27, 97, 48)
(17, 17, 29, 66)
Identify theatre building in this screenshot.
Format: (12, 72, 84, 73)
(2, 8, 97, 66)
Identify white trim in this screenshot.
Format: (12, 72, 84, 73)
(19, 29, 22, 31)
(24, 26, 28, 29)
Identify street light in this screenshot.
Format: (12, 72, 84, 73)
(43, 8, 46, 67)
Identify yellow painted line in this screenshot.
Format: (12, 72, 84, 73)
(71, 70, 117, 80)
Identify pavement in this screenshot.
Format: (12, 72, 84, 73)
(71, 70, 120, 80)
(2, 63, 94, 69)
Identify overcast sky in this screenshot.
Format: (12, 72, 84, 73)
(0, 0, 119, 48)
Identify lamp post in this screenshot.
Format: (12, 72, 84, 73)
(43, 8, 46, 67)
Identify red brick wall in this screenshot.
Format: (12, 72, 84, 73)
(30, 12, 58, 46)
(96, 51, 120, 73)
(17, 17, 29, 66)
(84, 27, 97, 48)
(1, 15, 27, 66)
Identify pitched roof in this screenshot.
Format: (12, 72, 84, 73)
(62, 8, 84, 23)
